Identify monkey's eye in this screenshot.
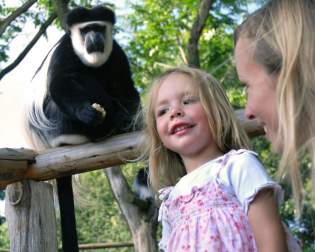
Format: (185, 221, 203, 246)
(79, 24, 106, 37)
(94, 25, 106, 33)
(80, 27, 90, 36)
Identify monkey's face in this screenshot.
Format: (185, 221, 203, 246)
(70, 21, 113, 67)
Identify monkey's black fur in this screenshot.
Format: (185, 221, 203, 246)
(67, 5, 115, 26)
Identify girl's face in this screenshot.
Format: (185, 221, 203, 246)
(235, 37, 281, 152)
(155, 73, 219, 170)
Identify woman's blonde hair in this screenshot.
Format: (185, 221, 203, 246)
(235, 0, 315, 214)
(139, 67, 250, 192)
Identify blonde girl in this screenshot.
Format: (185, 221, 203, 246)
(139, 67, 300, 251)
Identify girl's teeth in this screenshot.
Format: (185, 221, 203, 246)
(174, 125, 190, 133)
(175, 126, 186, 133)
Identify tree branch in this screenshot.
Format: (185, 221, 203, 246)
(187, 0, 213, 67)
(0, 0, 37, 37)
(52, 0, 70, 30)
(0, 13, 57, 81)
(104, 166, 158, 252)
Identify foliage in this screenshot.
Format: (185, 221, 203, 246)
(0, 222, 9, 249)
(126, 0, 252, 92)
(0, 190, 4, 200)
(251, 137, 315, 250)
(74, 163, 142, 251)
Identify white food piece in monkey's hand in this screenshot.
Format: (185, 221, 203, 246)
(92, 103, 106, 118)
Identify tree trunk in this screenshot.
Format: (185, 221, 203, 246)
(104, 166, 158, 252)
(5, 181, 58, 252)
(187, 0, 213, 67)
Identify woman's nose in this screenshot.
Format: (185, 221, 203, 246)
(245, 105, 256, 120)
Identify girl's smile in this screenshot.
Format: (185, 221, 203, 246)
(170, 122, 195, 135)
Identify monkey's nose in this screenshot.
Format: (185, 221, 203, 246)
(86, 34, 105, 53)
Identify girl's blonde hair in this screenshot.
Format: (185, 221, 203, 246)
(139, 67, 250, 192)
(235, 0, 315, 214)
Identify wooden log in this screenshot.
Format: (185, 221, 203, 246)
(5, 181, 58, 252)
(0, 132, 140, 189)
(28, 131, 141, 180)
(0, 148, 36, 182)
(78, 241, 134, 249)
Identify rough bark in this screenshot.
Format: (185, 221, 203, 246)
(5, 181, 58, 252)
(187, 0, 213, 67)
(104, 166, 158, 252)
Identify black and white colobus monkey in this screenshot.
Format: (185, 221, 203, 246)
(24, 5, 140, 252)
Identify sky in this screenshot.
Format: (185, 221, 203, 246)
(0, 25, 63, 149)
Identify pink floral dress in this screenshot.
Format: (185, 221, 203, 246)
(158, 150, 301, 252)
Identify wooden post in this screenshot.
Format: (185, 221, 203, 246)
(104, 166, 158, 252)
(5, 181, 58, 252)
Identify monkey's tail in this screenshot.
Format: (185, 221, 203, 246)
(56, 176, 79, 252)
(23, 51, 58, 150)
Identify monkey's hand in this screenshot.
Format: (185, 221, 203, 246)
(76, 103, 106, 126)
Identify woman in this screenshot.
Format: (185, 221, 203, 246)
(234, 0, 315, 215)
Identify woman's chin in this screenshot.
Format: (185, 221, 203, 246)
(269, 136, 283, 154)
(265, 130, 283, 153)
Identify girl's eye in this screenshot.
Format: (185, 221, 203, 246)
(156, 108, 168, 117)
(183, 96, 198, 105)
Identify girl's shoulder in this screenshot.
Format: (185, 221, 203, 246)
(224, 148, 259, 163)
(219, 148, 283, 213)
(223, 148, 270, 182)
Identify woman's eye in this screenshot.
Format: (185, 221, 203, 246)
(242, 85, 248, 97)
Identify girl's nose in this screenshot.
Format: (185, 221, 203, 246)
(170, 107, 184, 119)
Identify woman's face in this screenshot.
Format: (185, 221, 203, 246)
(235, 37, 281, 152)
